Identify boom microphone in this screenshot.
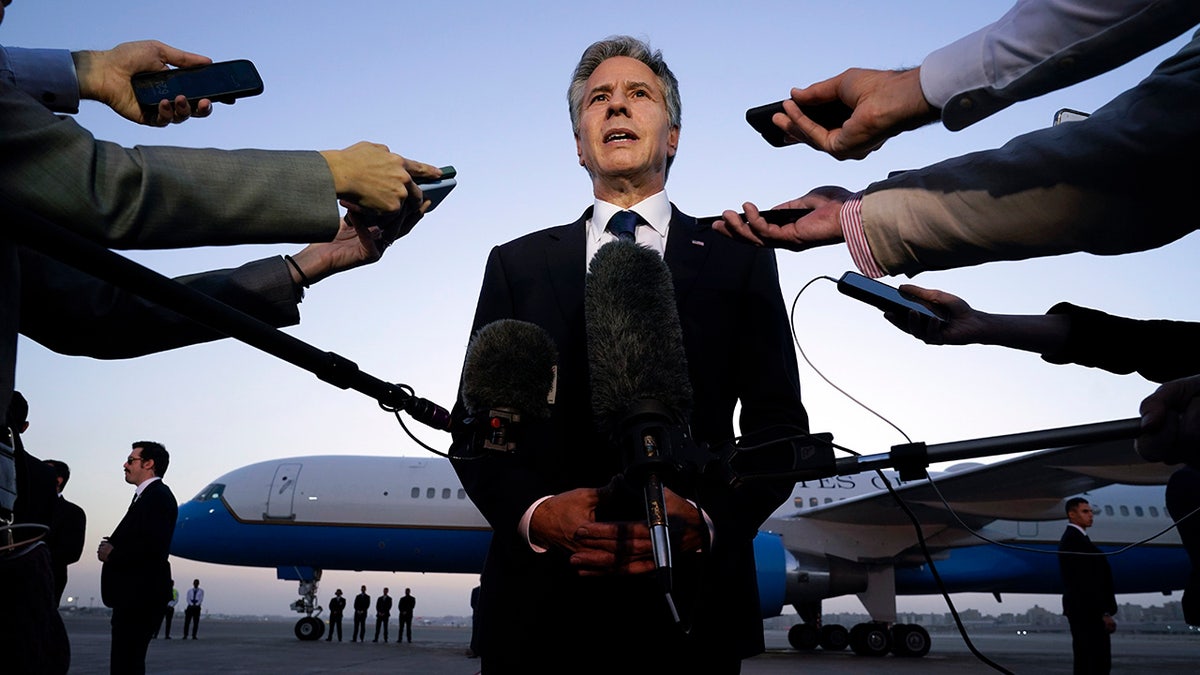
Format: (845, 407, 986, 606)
(585, 239, 693, 620)
(460, 319, 558, 453)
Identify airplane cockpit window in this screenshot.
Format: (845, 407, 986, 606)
(411, 487, 420, 499)
(442, 488, 451, 499)
(192, 483, 224, 502)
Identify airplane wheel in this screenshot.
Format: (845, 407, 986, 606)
(295, 617, 325, 641)
(787, 623, 820, 651)
(849, 622, 891, 657)
(891, 623, 931, 657)
(819, 623, 849, 651)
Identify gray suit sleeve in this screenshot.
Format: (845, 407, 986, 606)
(0, 78, 339, 249)
(18, 249, 302, 358)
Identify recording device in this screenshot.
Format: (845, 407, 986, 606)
(837, 271, 945, 322)
(459, 319, 557, 453)
(1054, 108, 1090, 125)
(695, 208, 812, 228)
(132, 59, 264, 108)
(746, 99, 854, 147)
(416, 173, 457, 213)
(586, 239, 696, 618)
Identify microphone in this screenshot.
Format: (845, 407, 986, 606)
(585, 239, 693, 620)
(460, 319, 558, 453)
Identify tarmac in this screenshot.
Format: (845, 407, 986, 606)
(59, 611, 1199, 674)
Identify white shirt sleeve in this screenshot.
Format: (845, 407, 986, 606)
(919, 0, 1200, 129)
(1, 46, 80, 113)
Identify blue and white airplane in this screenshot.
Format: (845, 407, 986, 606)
(171, 434, 1189, 657)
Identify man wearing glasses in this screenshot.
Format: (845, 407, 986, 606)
(98, 441, 177, 675)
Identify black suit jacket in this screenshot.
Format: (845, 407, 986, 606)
(101, 479, 177, 610)
(48, 494, 86, 572)
(1058, 525, 1118, 618)
(450, 206, 807, 663)
(328, 595, 346, 619)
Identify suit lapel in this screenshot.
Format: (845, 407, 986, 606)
(544, 209, 588, 324)
(664, 205, 708, 301)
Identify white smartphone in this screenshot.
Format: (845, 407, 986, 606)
(1054, 108, 1090, 125)
(836, 271, 944, 322)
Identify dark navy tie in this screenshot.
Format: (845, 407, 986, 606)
(606, 210, 639, 242)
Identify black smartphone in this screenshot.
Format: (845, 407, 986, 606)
(746, 99, 854, 147)
(417, 166, 456, 212)
(836, 271, 945, 322)
(696, 208, 812, 228)
(132, 59, 264, 108)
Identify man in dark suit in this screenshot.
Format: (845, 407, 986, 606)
(373, 587, 393, 642)
(449, 35, 806, 674)
(352, 585, 370, 642)
(397, 587, 416, 643)
(1058, 496, 1118, 675)
(326, 588, 346, 642)
(98, 441, 178, 675)
(43, 459, 86, 606)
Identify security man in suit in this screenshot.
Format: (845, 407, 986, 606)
(373, 587, 393, 642)
(352, 585, 370, 642)
(43, 459, 86, 607)
(448, 35, 807, 674)
(326, 589, 346, 642)
(98, 441, 177, 675)
(1058, 496, 1118, 674)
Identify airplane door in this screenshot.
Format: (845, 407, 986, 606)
(265, 463, 302, 520)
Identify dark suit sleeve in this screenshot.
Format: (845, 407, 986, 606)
(18, 249, 301, 358)
(1041, 302, 1200, 383)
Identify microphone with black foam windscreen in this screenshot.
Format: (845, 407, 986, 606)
(460, 319, 558, 454)
(585, 239, 694, 622)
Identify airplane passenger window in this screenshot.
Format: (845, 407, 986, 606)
(411, 487, 420, 499)
(1150, 506, 1160, 517)
(426, 487, 436, 499)
(458, 489, 467, 500)
(1104, 505, 1114, 516)
(809, 497, 818, 507)
(1135, 506, 1144, 517)
(824, 498, 833, 504)
(442, 488, 451, 499)
(1120, 505, 1129, 516)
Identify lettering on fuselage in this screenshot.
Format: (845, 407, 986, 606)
(792, 473, 909, 507)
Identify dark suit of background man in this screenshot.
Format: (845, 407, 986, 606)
(448, 35, 807, 674)
(373, 587, 392, 642)
(1058, 497, 1118, 675)
(183, 578, 204, 639)
(352, 585, 370, 642)
(98, 441, 177, 675)
(43, 459, 86, 607)
(397, 587, 416, 643)
(326, 589, 346, 642)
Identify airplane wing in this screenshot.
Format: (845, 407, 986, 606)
(785, 437, 1175, 528)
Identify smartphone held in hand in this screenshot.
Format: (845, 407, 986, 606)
(132, 59, 264, 108)
(837, 271, 945, 322)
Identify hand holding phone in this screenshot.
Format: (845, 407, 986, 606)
(132, 59, 264, 109)
(746, 99, 854, 147)
(836, 271, 945, 322)
(416, 166, 457, 213)
(697, 208, 811, 228)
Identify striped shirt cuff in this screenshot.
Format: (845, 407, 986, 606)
(841, 193, 886, 278)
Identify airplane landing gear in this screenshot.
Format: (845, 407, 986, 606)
(849, 621, 892, 657)
(288, 570, 325, 641)
(295, 616, 325, 641)
(890, 623, 931, 657)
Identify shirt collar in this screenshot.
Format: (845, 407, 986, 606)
(134, 475, 161, 498)
(587, 190, 671, 244)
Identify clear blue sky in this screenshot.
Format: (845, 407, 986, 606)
(6, 1, 1197, 619)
